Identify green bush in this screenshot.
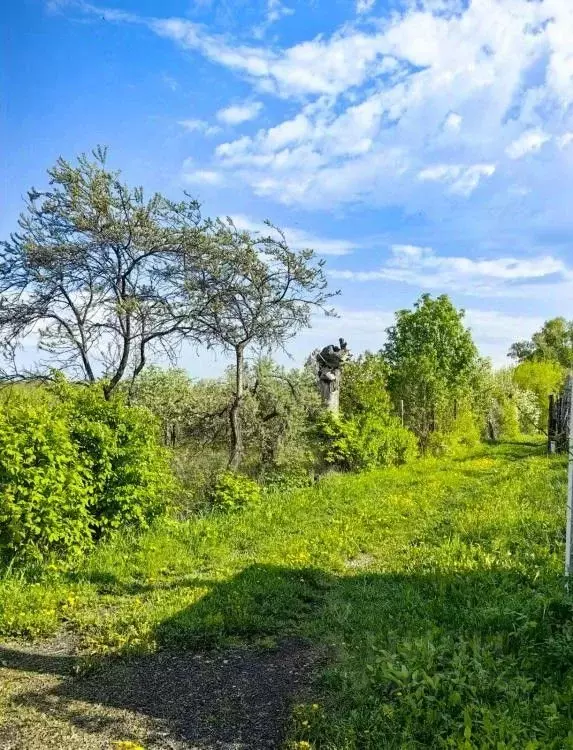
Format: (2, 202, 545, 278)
(0, 396, 92, 563)
(208, 472, 261, 511)
(0, 381, 175, 564)
(259, 464, 314, 493)
(314, 412, 417, 472)
(428, 409, 482, 456)
(57, 383, 174, 537)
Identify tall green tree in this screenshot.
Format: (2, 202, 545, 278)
(508, 317, 573, 369)
(0, 148, 203, 396)
(383, 294, 480, 445)
(182, 219, 335, 470)
(512, 359, 566, 428)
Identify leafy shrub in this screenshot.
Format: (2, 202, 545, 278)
(513, 360, 566, 427)
(259, 464, 314, 493)
(485, 370, 541, 440)
(0, 380, 175, 564)
(57, 383, 174, 537)
(314, 412, 417, 472)
(171, 446, 228, 514)
(208, 471, 261, 511)
(0, 396, 91, 563)
(428, 409, 482, 456)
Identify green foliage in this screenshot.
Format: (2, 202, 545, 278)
(340, 351, 391, 419)
(0, 394, 91, 564)
(208, 471, 261, 512)
(133, 361, 320, 505)
(314, 411, 417, 471)
(513, 359, 566, 427)
(57, 383, 174, 536)
(509, 316, 573, 368)
(487, 369, 541, 439)
(427, 408, 482, 456)
(0, 381, 173, 564)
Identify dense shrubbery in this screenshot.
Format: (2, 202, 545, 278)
(208, 471, 261, 512)
(0, 393, 92, 564)
(131, 361, 320, 507)
(59, 382, 174, 537)
(0, 383, 173, 563)
(314, 412, 417, 472)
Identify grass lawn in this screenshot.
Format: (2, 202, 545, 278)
(1, 439, 573, 748)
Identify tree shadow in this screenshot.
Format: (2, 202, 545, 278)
(4, 563, 573, 749)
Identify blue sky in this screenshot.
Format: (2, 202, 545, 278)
(4, 0, 573, 376)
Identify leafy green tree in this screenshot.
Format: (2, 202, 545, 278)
(0, 148, 204, 396)
(508, 317, 573, 369)
(340, 351, 392, 420)
(486, 369, 540, 439)
(383, 294, 480, 446)
(512, 360, 566, 428)
(182, 219, 334, 470)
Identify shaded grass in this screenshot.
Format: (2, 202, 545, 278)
(1, 438, 572, 747)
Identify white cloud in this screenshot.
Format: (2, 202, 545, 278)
(417, 163, 495, 196)
(60, 0, 573, 219)
(183, 168, 224, 185)
(216, 101, 263, 125)
(329, 244, 571, 296)
(557, 132, 573, 148)
(505, 130, 551, 159)
(443, 112, 462, 132)
(178, 118, 221, 136)
(231, 215, 356, 255)
(266, 0, 293, 25)
(356, 0, 376, 14)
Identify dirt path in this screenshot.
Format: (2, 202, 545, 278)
(0, 636, 322, 749)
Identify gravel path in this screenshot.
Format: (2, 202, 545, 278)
(0, 636, 322, 749)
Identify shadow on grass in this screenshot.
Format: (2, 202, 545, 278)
(63, 568, 212, 596)
(3, 563, 573, 748)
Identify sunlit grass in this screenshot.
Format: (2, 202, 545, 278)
(2, 437, 572, 747)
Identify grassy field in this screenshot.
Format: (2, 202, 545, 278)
(1, 439, 573, 748)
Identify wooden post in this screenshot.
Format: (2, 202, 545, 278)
(565, 375, 573, 579)
(548, 394, 555, 454)
(400, 399, 405, 427)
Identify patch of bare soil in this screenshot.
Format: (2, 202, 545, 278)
(0, 637, 322, 750)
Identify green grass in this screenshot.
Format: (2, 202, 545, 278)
(2, 439, 573, 747)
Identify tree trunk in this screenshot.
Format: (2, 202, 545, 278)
(229, 345, 245, 471)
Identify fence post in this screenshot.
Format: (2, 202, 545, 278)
(400, 399, 404, 427)
(548, 394, 556, 454)
(565, 375, 573, 579)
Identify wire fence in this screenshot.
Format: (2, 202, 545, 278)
(548, 375, 573, 581)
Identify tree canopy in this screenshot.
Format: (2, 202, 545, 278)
(0, 148, 204, 395)
(508, 317, 573, 369)
(383, 294, 480, 444)
(182, 218, 334, 468)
